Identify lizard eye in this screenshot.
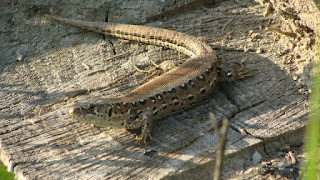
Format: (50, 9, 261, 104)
(87, 104, 95, 111)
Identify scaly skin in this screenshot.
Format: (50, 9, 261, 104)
(46, 15, 218, 143)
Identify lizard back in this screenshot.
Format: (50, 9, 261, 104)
(46, 15, 217, 139)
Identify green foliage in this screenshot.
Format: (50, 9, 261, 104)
(0, 165, 14, 180)
(302, 35, 320, 179)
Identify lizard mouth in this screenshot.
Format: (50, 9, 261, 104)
(68, 106, 91, 116)
(68, 105, 99, 123)
(68, 106, 78, 115)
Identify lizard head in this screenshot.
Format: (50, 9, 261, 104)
(68, 102, 130, 128)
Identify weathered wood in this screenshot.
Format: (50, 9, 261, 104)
(0, 0, 317, 179)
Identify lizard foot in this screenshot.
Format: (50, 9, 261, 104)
(218, 67, 258, 82)
(136, 132, 153, 145)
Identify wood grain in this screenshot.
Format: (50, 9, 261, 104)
(0, 0, 317, 179)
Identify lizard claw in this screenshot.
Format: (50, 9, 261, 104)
(136, 111, 154, 144)
(234, 68, 258, 80)
(136, 132, 153, 145)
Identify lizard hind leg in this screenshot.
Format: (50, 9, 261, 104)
(217, 67, 258, 82)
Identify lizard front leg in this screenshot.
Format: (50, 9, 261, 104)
(138, 111, 154, 144)
(126, 109, 154, 144)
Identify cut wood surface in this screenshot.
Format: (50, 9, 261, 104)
(0, 0, 318, 179)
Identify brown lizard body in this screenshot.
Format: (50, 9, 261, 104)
(46, 15, 221, 142)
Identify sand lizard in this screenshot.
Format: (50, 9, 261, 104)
(45, 15, 243, 143)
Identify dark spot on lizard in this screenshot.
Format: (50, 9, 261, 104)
(171, 97, 178, 100)
(103, 29, 112, 34)
(153, 109, 158, 115)
(179, 83, 187, 90)
(205, 67, 212, 75)
(108, 108, 112, 117)
(149, 96, 156, 103)
(185, 46, 193, 53)
(188, 80, 195, 87)
(196, 75, 205, 81)
(187, 94, 194, 100)
(162, 103, 167, 109)
(172, 97, 179, 105)
(156, 94, 162, 100)
(139, 99, 146, 105)
(209, 65, 214, 71)
(168, 88, 176, 93)
(200, 88, 206, 94)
